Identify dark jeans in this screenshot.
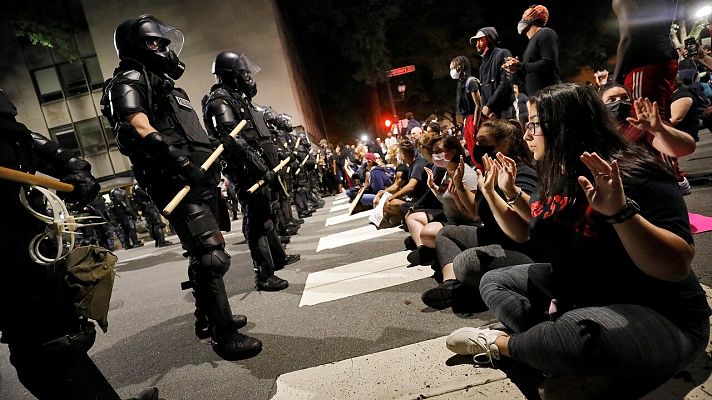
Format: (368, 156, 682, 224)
(480, 263, 710, 394)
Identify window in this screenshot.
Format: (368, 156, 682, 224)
(58, 62, 89, 97)
(75, 118, 107, 155)
(100, 116, 117, 148)
(23, 44, 53, 70)
(50, 125, 81, 157)
(33, 67, 64, 103)
(84, 56, 104, 89)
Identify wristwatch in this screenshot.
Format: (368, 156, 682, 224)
(604, 197, 640, 224)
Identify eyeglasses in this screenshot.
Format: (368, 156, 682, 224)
(524, 121, 544, 136)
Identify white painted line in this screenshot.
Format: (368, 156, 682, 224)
(299, 251, 430, 306)
(271, 336, 519, 400)
(328, 203, 351, 213)
(334, 194, 348, 201)
(316, 225, 403, 252)
(332, 197, 350, 205)
(324, 210, 372, 226)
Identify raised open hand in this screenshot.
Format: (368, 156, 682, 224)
(494, 152, 517, 195)
(577, 152, 626, 216)
(626, 98, 661, 133)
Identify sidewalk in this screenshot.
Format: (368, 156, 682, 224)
(680, 129, 712, 182)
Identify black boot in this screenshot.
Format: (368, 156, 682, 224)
(212, 323, 262, 361)
(279, 236, 291, 244)
(255, 274, 289, 291)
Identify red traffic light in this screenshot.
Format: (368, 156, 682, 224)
(384, 119, 392, 128)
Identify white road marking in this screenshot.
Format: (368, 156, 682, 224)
(332, 197, 350, 205)
(271, 336, 521, 400)
(299, 251, 430, 306)
(328, 203, 351, 213)
(316, 225, 403, 252)
(324, 210, 372, 226)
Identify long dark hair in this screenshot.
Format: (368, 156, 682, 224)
(434, 135, 467, 163)
(479, 119, 533, 168)
(530, 83, 673, 200)
(450, 56, 471, 78)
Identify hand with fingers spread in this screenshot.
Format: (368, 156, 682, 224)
(424, 167, 437, 191)
(494, 152, 518, 196)
(477, 154, 498, 195)
(626, 98, 662, 133)
(577, 152, 626, 216)
(451, 156, 466, 191)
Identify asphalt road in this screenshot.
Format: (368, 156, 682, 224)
(1, 177, 712, 399)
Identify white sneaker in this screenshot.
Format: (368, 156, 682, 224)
(446, 327, 508, 365)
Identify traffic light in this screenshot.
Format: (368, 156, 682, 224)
(384, 119, 392, 128)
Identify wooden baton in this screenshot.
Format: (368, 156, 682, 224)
(0, 166, 74, 192)
(247, 156, 292, 194)
(162, 120, 247, 216)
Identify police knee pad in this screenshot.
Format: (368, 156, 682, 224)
(198, 249, 231, 279)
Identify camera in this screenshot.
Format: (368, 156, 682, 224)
(685, 37, 699, 58)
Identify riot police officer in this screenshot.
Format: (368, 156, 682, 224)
(133, 185, 171, 247)
(0, 89, 157, 399)
(203, 51, 299, 292)
(101, 15, 261, 360)
(109, 188, 143, 249)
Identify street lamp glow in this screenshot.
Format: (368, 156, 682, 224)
(361, 134, 368, 142)
(696, 5, 712, 19)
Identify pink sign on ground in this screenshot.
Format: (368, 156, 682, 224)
(689, 213, 712, 234)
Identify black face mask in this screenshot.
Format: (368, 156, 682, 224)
(606, 100, 632, 122)
(472, 144, 496, 163)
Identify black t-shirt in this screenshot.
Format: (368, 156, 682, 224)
(477, 163, 538, 252)
(528, 177, 710, 327)
(672, 85, 701, 141)
(407, 155, 429, 201)
(521, 27, 561, 96)
(457, 76, 480, 116)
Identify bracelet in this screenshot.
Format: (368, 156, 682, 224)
(604, 197, 640, 224)
(505, 188, 523, 205)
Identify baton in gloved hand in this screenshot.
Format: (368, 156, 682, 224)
(162, 120, 247, 216)
(0, 166, 74, 192)
(247, 156, 292, 193)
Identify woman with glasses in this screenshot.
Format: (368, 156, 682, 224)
(446, 83, 710, 397)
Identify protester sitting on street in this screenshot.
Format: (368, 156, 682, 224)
(374, 140, 429, 225)
(359, 153, 393, 207)
(406, 136, 480, 266)
(421, 119, 537, 311)
(671, 69, 705, 143)
(446, 83, 710, 398)
(402, 132, 447, 249)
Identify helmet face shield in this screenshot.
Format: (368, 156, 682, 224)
(237, 53, 261, 75)
(160, 24, 184, 56)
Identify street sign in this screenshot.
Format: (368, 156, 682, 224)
(387, 65, 416, 77)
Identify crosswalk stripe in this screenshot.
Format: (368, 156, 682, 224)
(299, 251, 430, 306)
(332, 197, 350, 205)
(271, 335, 520, 399)
(324, 210, 372, 226)
(315, 225, 403, 252)
(328, 203, 351, 213)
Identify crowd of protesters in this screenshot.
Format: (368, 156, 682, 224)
(336, 2, 711, 397)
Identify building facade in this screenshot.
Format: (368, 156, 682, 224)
(1, 0, 326, 190)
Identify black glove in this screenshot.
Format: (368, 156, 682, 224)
(219, 135, 238, 155)
(178, 161, 207, 188)
(61, 169, 100, 205)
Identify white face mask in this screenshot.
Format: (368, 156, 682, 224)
(517, 21, 531, 35)
(432, 152, 450, 168)
(450, 69, 460, 80)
